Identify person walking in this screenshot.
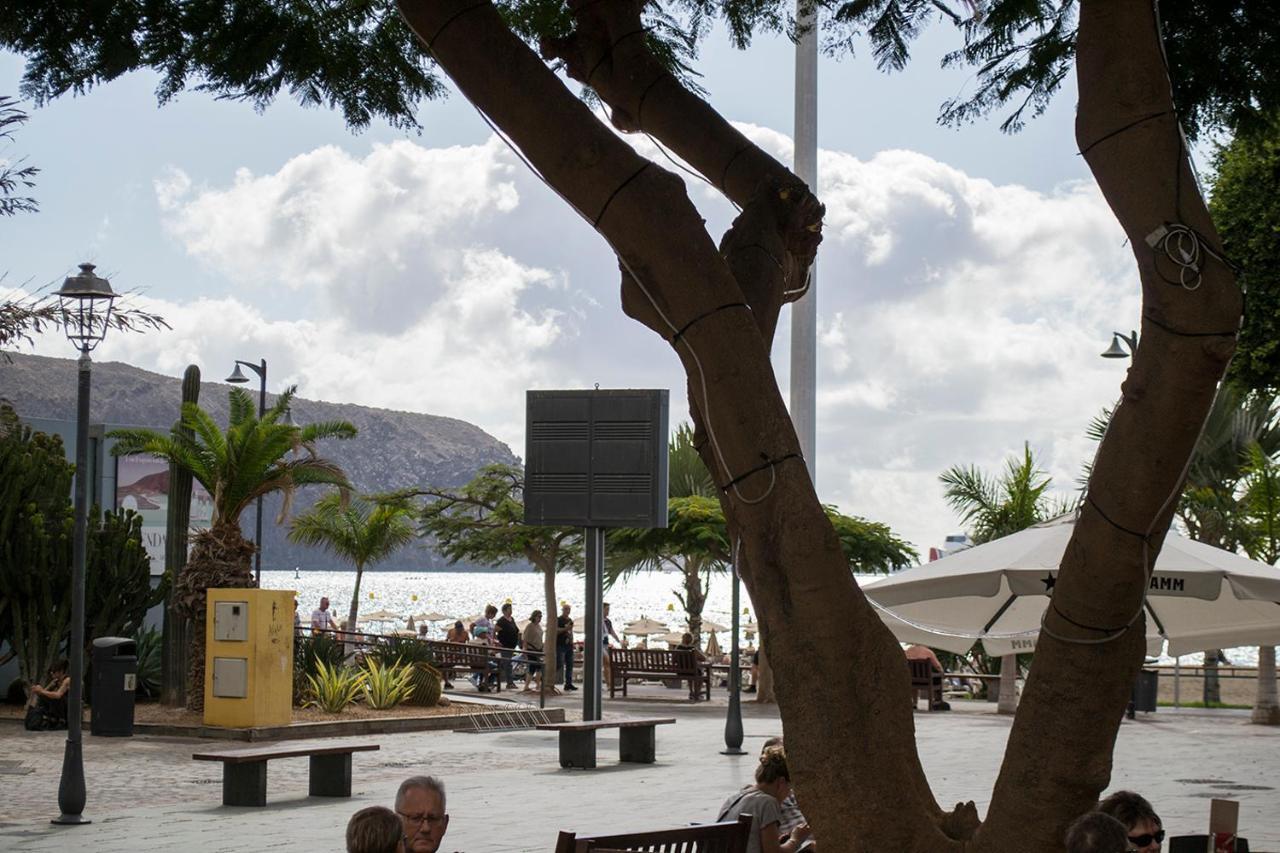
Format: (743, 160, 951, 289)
(601, 602, 622, 692)
(557, 602, 577, 691)
(522, 609, 545, 693)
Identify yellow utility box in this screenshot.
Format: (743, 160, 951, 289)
(204, 588, 295, 728)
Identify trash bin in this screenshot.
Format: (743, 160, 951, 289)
(1131, 667, 1159, 714)
(90, 637, 137, 736)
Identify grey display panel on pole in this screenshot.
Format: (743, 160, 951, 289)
(790, 0, 819, 482)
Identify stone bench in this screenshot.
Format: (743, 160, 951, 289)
(536, 717, 675, 769)
(192, 741, 380, 807)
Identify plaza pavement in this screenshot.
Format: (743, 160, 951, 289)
(1, 690, 1277, 852)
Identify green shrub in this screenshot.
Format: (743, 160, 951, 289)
(304, 659, 365, 713)
(365, 636, 438, 669)
(361, 659, 414, 710)
(133, 626, 162, 698)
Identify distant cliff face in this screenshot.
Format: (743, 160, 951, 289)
(0, 352, 519, 571)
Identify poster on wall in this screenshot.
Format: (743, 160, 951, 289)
(115, 455, 214, 576)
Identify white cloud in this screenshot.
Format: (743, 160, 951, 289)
(37, 123, 1144, 555)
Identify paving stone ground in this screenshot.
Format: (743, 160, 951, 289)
(1, 691, 1276, 852)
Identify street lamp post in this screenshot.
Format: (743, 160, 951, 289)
(52, 263, 118, 826)
(722, 538, 746, 755)
(226, 358, 266, 584)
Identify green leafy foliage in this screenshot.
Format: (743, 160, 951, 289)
(940, 442, 1073, 544)
(361, 658, 415, 709)
(365, 635, 439, 668)
(110, 386, 356, 529)
(0, 404, 160, 692)
(288, 491, 416, 629)
(1210, 121, 1280, 395)
(1239, 443, 1280, 565)
(837, 0, 1280, 140)
(293, 631, 347, 706)
(0, 95, 38, 217)
(133, 625, 162, 698)
(415, 463, 582, 574)
(304, 659, 366, 713)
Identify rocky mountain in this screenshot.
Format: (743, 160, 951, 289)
(0, 352, 519, 571)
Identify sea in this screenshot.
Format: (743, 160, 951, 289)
(263, 570, 1258, 666)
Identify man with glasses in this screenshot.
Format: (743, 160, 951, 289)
(1066, 811, 1141, 853)
(395, 776, 450, 853)
(1099, 790, 1165, 853)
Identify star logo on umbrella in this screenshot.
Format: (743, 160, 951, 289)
(1041, 573, 1056, 592)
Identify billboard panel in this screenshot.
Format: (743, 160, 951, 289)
(115, 455, 214, 576)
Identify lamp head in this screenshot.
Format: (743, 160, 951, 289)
(226, 363, 249, 383)
(1100, 335, 1130, 358)
(56, 263, 118, 352)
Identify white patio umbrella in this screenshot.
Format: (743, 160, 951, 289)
(413, 611, 450, 623)
(694, 619, 729, 633)
(362, 609, 402, 622)
(865, 513, 1280, 657)
(623, 617, 670, 636)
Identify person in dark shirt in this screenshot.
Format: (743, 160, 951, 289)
(25, 659, 70, 731)
(495, 602, 521, 689)
(556, 602, 576, 691)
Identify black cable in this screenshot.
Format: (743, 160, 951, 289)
(1141, 312, 1238, 340)
(1078, 110, 1174, 158)
(426, 1, 489, 52)
(719, 143, 752, 194)
(720, 452, 803, 493)
(1085, 494, 1155, 545)
(669, 302, 750, 344)
(593, 162, 651, 227)
(585, 28, 648, 87)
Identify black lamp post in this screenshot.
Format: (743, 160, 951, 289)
(52, 263, 118, 826)
(226, 358, 266, 584)
(722, 538, 746, 755)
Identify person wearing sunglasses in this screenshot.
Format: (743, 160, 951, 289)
(1099, 790, 1165, 853)
(1066, 811, 1141, 853)
(395, 776, 451, 853)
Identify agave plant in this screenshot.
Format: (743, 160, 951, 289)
(109, 386, 356, 710)
(304, 659, 366, 713)
(361, 659, 415, 710)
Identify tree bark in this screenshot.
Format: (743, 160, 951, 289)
(1253, 645, 1279, 725)
(679, 556, 708, 645)
(397, 0, 1239, 847)
(996, 654, 1018, 715)
(974, 2, 1242, 848)
(1204, 649, 1222, 704)
(755, 642, 776, 704)
(348, 562, 365, 633)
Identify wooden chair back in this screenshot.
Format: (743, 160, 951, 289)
(553, 814, 753, 853)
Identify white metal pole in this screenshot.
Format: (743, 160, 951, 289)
(790, 0, 819, 482)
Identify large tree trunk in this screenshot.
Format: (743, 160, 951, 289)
(679, 556, 708, 645)
(534, 553, 558, 706)
(397, 0, 1238, 847)
(996, 654, 1018, 715)
(1253, 645, 1279, 725)
(175, 524, 255, 711)
(755, 643, 776, 704)
(975, 2, 1242, 848)
(1203, 649, 1222, 704)
(162, 364, 200, 707)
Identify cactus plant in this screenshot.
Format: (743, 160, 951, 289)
(161, 364, 199, 706)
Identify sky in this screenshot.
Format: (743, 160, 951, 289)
(0, 14, 1148, 557)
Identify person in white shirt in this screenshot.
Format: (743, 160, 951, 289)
(311, 596, 336, 635)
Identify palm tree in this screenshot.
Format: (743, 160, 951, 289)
(288, 492, 416, 632)
(109, 386, 356, 709)
(1175, 387, 1279, 704)
(940, 442, 1071, 713)
(1240, 442, 1280, 725)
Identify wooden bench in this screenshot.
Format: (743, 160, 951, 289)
(192, 741, 379, 807)
(422, 639, 503, 692)
(608, 648, 711, 700)
(554, 814, 753, 853)
(909, 659, 945, 710)
(535, 717, 676, 769)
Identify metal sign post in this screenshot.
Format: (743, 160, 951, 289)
(584, 527, 605, 721)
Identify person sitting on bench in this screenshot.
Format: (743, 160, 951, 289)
(904, 644, 950, 711)
(716, 744, 812, 853)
